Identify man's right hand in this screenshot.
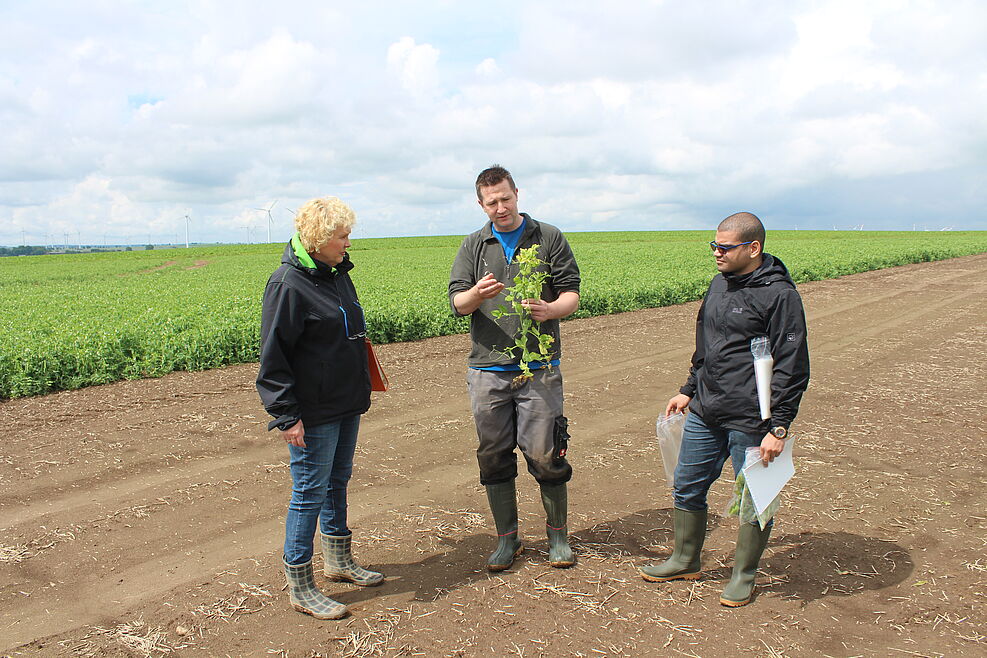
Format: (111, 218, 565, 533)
(453, 273, 505, 315)
(474, 273, 505, 299)
(665, 393, 691, 417)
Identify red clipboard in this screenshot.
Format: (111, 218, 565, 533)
(366, 338, 389, 391)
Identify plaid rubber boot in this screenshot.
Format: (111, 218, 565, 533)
(283, 558, 348, 620)
(321, 533, 385, 587)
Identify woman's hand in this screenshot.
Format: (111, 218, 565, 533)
(282, 419, 306, 448)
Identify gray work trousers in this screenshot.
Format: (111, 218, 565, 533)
(466, 367, 572, 485)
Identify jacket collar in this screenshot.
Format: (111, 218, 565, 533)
(479, 213, 539, 242)
(290, 232, 317, 269)
(284, 232, 354, 275)
(723, 252, 791, 287)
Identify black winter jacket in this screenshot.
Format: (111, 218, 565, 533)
(681, 253, 809, 433)
(256, 237, 371, 431)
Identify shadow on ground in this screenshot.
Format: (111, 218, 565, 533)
(332, 508, 913, 609)
(766, 529, 914, 604)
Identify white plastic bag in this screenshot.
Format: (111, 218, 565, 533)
(656, 412, 686, 486)
(750, 336, 773, 420)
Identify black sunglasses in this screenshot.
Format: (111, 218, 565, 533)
(709, 241, 753, 252)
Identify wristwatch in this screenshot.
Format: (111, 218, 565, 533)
(770, 426, 788, 439)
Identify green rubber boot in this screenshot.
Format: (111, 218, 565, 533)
(321, 533, 384, 587)
(283, 558, 348, 620)
(639, 508, 707, 582)
(720, 521, 772, 607)
(485, 480, 523, 571)
(539, 482, 575, 568)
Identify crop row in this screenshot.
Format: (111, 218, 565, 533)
(0, 230, 984, 399)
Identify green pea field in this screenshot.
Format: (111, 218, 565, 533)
(1, 230, 984, 399)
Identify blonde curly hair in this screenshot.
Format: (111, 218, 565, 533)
(294, 196, 357, 252)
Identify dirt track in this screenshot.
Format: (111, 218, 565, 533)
(2, 254, 985, 657)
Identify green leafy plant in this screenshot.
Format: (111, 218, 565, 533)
(491, 244, 555, 386)
(2, 230, 985, 398)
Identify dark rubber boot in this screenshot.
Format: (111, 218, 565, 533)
(639, 508, 707, 582)
(321, 533, 384, 587)
(283, 558, 348, 620)
(485, 480, 523, 571)
(539, 482, 575, 568)
(720, 521, 772, 607)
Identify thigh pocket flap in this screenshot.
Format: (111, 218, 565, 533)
(553, 415, 571, 460)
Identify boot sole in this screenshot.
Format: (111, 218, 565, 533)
(719, 588, 754, 607)
(292, 603, 348, 620)
(324, 573, 385, 587)
(488, 545, 523, 571)
(639, 569, 701, 583)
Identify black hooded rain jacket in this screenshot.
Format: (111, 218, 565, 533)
(681, 253, 809, 433)
(256, 237, 371, 431)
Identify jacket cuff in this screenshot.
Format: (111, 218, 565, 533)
(268, 414, 300, 432)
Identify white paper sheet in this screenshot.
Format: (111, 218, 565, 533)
(742, 439, 795, 515)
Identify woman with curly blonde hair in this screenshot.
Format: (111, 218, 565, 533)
(257, 196, 383, 620)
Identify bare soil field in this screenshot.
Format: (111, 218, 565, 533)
(2, 254, 985, 657)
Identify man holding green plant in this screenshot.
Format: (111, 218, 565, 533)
(640, 212, 809, 607)
(449, 165, 581, 571)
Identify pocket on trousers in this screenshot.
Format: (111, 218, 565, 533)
(553, 415, 571, 461)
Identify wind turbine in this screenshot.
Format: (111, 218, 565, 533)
(183, 212, 191, 248)
(254, 200, 278, 243)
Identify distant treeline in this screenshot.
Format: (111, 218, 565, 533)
(0, 246, 48, 257)
(0, 246, 150, 257)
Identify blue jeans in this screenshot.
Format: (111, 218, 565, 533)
(673, 412, 764, 513)
(283, 415, 360, 565)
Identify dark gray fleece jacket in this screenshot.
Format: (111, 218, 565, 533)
(448, 215, 580, 368)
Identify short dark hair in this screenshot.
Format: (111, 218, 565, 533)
(718, 212, 765, 245)
(475, 165, 517, 199)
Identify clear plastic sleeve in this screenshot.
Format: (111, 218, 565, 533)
(655, 412, 687, 487)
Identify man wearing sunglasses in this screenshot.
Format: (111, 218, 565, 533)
(640, 212, 809, 607)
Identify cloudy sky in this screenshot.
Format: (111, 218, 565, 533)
(1, 0, 984, 246)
